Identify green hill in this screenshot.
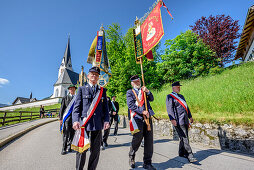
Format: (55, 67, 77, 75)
(119, 62, 254, 126)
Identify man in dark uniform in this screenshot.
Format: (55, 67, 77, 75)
(166, 81, 197, 163)
(59, 84, 76, 155)
(110, 95, 119, 136)
(102, 95, 120, 148)
(101, 96, 112, 149)
(126, 75, 156, 170)
(72, 67, 110, 170)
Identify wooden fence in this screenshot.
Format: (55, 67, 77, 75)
(0, 108, 59, 126)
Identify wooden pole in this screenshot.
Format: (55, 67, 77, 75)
(19, 111, 22, 122)
(3, 112, 7, 126)
(140, 57, 151, 131)
(134, 17, 151, 131)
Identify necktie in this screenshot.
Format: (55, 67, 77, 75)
(92, 86, 95, 94)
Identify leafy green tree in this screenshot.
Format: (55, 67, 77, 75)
(158, 30, 218, 83)
(190, 15, 241, 65)
(105, 23, 162, 104)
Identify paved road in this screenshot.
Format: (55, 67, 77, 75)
(0, 121, 253, 170)
(0, 118, 58, 141)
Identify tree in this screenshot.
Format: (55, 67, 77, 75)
(105, 23, 162, 104)
(190, 15, 241, 65)
(158, 30, 218, 83)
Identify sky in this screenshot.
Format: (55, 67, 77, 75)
(0, 0, 253, 105)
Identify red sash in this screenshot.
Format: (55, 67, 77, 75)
(169, 93, 191, 127)
(72, 87, 104, 153)
(169, 94, 189, 114)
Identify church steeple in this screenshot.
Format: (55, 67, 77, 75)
(63, 35, 71, 67)
(58, 35, 73, 78)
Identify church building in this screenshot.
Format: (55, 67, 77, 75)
(51, 37, 86, 98)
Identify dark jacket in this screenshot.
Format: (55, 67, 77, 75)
(110, 101, 119, 115)
(59, 95, 73, 120)
(166, 93, 192, 125)
(126, 89, 155, 119)
(107, 97, 112, 115)
(72, 84, 109, 131)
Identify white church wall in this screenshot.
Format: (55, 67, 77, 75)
(52, 86, 59, 98)
(59, 84, 70, 97)
(0, 97, 62, 111)
(59, 86, 64, 97)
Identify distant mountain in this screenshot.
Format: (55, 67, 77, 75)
(0, 103, 8, 107)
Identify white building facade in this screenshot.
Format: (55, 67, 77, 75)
(51, 37, 79, 98)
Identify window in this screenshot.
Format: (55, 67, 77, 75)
(55, 89, 59, 97)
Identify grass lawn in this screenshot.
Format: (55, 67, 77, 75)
(119, 62, 254, 127)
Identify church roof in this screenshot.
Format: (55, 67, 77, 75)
(54, 68, 79, 86)
(63, 36, 71, 67)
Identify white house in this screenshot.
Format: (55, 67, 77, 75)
(235, 5, 254, 62)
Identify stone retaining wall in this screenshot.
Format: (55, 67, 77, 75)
(119, 115, 254, 154)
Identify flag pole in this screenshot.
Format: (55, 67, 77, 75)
(139, 57, 151, 131)
(134, 17, 151, 131)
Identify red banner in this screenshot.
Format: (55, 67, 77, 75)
(145, 50, 154, 61)
(141, 2, 164, 55)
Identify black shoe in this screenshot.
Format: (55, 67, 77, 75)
(129, 157, 135, 168)
(61, 150, 67, 155)
(143, 164, 156, 170)
(179, 154, 188, 158)
(67, 148, 72, 152)
(103, 142, 108, 147)
(188, 157, 198, 163)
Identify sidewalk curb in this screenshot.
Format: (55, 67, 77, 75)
(0, 119, 58, 148)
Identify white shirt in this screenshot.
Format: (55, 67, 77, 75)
(88, 82, 97, 89)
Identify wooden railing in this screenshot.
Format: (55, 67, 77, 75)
(0, 108, 60, 126)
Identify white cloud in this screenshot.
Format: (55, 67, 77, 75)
(0, 78, 10, 85)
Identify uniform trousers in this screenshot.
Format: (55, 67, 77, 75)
(129, 118, 153, 165)
(76, 130, 102, 170)
(102, 115, 118, 144)
(110, 114, 118, 135)
(62, 116, 75, 151)
(174, 124, 194, 159)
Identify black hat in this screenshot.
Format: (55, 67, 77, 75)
(68, 84, 77, 89)
(172, 81, 182, 87)
(130, 75, 140, 81)
(89, 67, 100, 75)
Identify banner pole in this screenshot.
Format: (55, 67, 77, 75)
(139, 57, 151, 131)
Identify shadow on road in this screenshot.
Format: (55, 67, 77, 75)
(107, 141, 131, 149)
(153, 149, 221, 169)
(109, 132, 131, 136)
(154, 138, 172, 144)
